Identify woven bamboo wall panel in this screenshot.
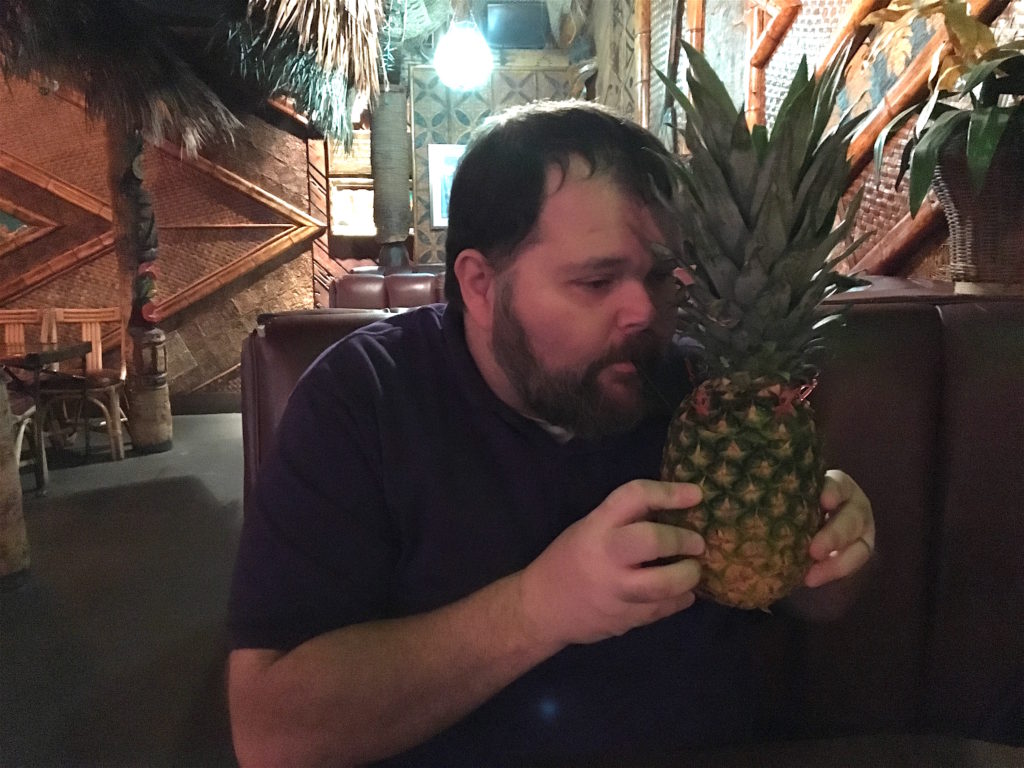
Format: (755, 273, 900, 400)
(148, 151, 295, 227)
(0, 78, 318, 401)
(200, 114, 311, 210)
(840, 122, 921, 270)
(0, 169, 108, 286)
(9, 251, 121, 313)
(0, 80, 111, 202)
(764, 0, 848, 125)
(164, 251, 308, 395)
(993, 0, 1024, 41)
(156, 229, 278, 296)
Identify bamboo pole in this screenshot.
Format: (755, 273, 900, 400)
(846, 35, 944, 176)
(687, 0, 706, 52)
(849, 200, 945, 274)
(749, 0, 802, 69)
(0, 150, 112, 220)
(635, 0, 652, 128)
(846, 0, 1011, 177)
(747, 8, 767, 127)
(663, 0, 686, 152)
(814, 0, 890, 79)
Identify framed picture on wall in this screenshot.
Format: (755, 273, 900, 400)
(329, 178, 376, 237)
(427, 143, 466, 228)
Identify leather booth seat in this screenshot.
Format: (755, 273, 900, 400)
(240, 279, 1023, 749)
(329, 271, 446, 310)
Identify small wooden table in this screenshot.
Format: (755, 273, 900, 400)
(1, 341, 93, 493)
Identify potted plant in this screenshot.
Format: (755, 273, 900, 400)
(869, 0, 1024, 294)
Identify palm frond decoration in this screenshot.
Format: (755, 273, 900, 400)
(220, 18, 363, 146)
(247, 0, 383, 98)
(0, 0, 241, 156)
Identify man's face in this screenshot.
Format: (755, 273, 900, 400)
(489, 159, 677, 438)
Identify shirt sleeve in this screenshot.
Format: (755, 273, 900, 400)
(228, 338, 400, 651)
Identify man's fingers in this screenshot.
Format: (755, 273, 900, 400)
(597, 480, 703, 526)
(621, 557, 702, 603)
(812, 470, 874, 561)
(805, 537, 872, 588)
(819, 469, 854, 511)
(606, 521, 705, 566)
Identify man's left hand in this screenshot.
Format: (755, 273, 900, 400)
(804, 470, 875, 589)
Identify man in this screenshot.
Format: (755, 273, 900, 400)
(228, 100, 875, 767)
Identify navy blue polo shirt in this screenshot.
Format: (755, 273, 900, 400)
(229, 304, 764, 765)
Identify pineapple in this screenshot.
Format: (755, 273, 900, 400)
(656, 43, 868, 610)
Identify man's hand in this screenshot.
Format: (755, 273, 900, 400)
(804, 469, 875, 589)
(517, 480, 705, 649)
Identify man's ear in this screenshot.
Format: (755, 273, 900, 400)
(453, 249, 495, 330)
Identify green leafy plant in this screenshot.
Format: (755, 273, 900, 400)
(869, 0, 1024, 215)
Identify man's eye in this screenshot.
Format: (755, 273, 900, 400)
(577, 278, 614, 292)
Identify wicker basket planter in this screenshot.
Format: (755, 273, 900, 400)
(933, 121, 1024, 296)
(933, 121, 1024, 295)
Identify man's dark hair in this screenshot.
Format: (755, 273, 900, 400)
(443, 100, 673, 311)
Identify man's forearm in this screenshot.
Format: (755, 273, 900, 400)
(229, 570, 563, 767)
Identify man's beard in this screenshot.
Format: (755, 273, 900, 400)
(491, 280, 667, 439)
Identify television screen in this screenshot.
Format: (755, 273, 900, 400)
(485, 2, 548, 49)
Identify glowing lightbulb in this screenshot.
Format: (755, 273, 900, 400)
(433, 19, 494, 91)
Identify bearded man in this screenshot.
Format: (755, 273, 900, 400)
(227, 100, 874, 767)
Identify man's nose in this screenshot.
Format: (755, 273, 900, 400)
(616, 278, 657, 331)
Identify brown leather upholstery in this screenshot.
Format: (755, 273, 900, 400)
(240, 309, 392, 509)
(239, 284, 1024, 746)
(767, 303, 946, 737)
(329, 272, 446, 310)
(925, 301, 1024, 741)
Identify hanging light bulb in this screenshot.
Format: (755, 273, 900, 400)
(433, 11, 493, 91)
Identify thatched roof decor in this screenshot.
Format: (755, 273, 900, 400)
(0, 0, 242, 155)
(0, 0, 389, 152)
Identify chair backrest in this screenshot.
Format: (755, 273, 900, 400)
(45, 307, 125, 375)
(241, 309, 392, 512)
(0, 308, 46, 348)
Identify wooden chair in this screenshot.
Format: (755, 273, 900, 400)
(0, 308, 45, 348)
(0, 309, 49, 482)
(38, 308, 128, 461)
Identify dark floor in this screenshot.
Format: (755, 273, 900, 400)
(1, 415, 243, 768)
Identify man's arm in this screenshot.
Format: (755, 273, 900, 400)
(228, 480, 705, 767)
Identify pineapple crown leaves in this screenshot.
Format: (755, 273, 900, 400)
(657, 42, 869, 382)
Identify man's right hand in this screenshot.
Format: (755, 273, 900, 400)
(516, 480, 705, 648)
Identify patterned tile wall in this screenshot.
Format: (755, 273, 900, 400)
(409, 65, 571, 265)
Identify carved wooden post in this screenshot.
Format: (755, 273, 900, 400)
(106, 129, 173, 453)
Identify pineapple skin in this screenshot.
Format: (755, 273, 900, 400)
(659, 377, 824, 610)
